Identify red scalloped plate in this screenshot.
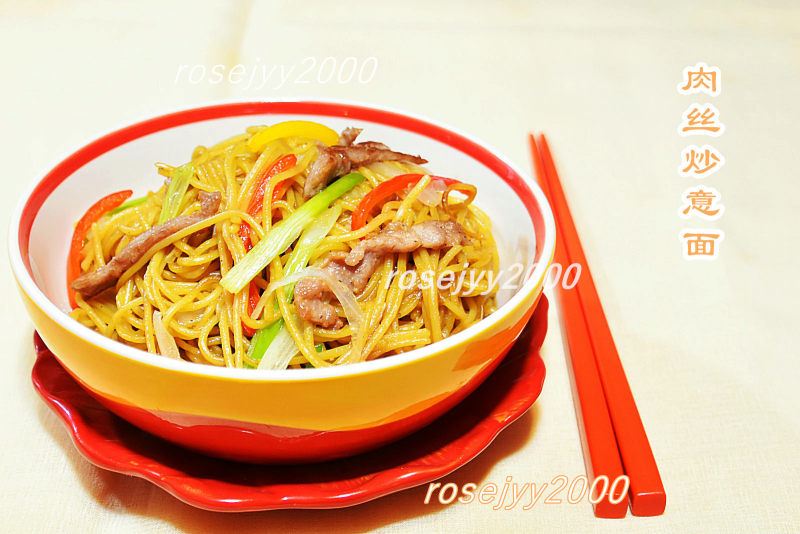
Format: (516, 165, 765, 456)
(31, 296, 547, 512)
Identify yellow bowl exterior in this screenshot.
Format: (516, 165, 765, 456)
(19, 280, 543, 433)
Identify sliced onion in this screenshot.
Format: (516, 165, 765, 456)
(443, 182, 477, 208)
(264, 268, 363, 333)
(263, 267, 365, 359)
(416, 179, 448, 206)
(152, 311, 180, 359)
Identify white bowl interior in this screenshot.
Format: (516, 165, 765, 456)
(29, 113, 538, 312)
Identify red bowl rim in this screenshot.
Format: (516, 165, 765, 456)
(8, 98, 556, 381)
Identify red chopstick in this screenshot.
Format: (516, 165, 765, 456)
(529, 133, 666, 517)
(530, 136, 627, 518)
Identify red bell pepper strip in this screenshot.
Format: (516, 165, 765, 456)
(238, 154, 297, 336)
(242, 278, 264, 337)
(67, 189, 133, 308)
(271, 179, 294, 205)
(350, 173, 462, 231)
(241, 173, 296, 336)
(238, 154, 297, 251)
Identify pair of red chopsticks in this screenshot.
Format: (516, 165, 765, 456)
(529, 134, 666, 518)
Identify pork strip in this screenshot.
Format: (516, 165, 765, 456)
(303, 130, 428, 198)
(294, 251, 383, 330)
(345, 221, 471, 266)
(294, 220, 470, 328)
(71, 191, 222, 299)
(338, 127, 362, 146)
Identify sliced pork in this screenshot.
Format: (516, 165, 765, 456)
(345, 221, 471, 266)
(303, 129, 428, 198)
(294, 220, 470, 328)
(337, 127, 362, 146)
(71, 191, 222, 299)
(294, 251, 383, 329)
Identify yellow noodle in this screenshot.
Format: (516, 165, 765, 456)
(393, 174, 430, 224)
(68, 127, 500, 368)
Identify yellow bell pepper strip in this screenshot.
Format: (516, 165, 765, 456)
(247, 121, 340, 152)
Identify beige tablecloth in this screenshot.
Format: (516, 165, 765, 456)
(1, 1, 798, 532)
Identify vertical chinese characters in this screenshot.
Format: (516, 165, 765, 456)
(677, 63, 724, 259)
(678, 186, 724, 220)
(678, 104, 725, 137)
(677, 62, 721, 96)
(678, 145, 724, 178)
(680, 232, 724, 260)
